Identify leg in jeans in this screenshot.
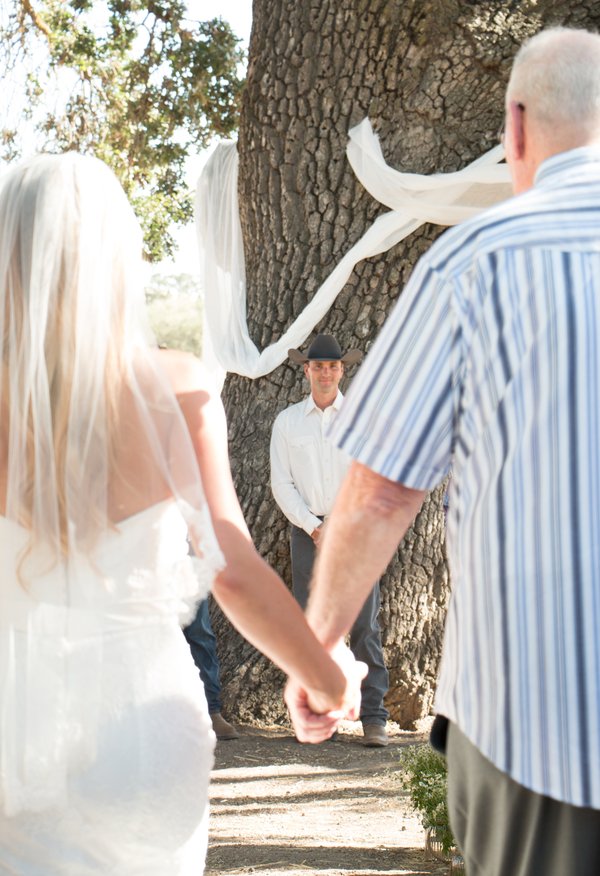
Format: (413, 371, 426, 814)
(290, 524, 389, 725)
(183, 597, 221, 714)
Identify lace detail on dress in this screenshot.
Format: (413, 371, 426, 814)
(0, 599, 104, 816)
(0, 500, 224, 817)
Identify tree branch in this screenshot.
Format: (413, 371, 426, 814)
(19, 0, 51, 40)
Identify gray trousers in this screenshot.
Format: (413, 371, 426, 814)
(447, 721, 600, 876)
(290, 524, 389, 726)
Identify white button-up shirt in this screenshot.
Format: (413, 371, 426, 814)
(270, 391, 351, 535)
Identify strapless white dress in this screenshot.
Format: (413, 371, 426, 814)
(0, 501, 217, 875)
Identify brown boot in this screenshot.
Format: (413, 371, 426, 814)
(362, 724, 389, 747)
(210, 712, 239, 740)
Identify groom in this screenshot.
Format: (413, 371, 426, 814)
(270, 334, 389, 747)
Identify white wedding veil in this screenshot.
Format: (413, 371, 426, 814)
(0, 152, 222, 814)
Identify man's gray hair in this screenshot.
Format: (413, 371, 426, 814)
(507, 27, 600, 139)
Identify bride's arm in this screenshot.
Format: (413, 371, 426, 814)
(161, 351, 362, 734)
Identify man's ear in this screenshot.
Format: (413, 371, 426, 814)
(303, 362, 310, 380)
(506, 100, 526, 161)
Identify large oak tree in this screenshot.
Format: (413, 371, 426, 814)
(213, 0, 600, 729)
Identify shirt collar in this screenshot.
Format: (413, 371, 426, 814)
(534, 146, 600, 188)
(303, 389, 344, 416)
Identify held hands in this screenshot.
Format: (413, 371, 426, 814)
(284, 642, 367, 743)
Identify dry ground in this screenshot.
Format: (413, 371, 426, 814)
(205, 718, 450, 876)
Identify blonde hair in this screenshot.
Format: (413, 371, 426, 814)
(0, 153, 147, 565)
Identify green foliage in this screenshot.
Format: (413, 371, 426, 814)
(2, 1, 245, 260)
(400, 744, 456, 855)
(145, 272, 203, 355)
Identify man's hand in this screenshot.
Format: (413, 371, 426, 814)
(284, 643, 367, 743)
(284, 679, 342, 742)
(311, 525, 322, 545)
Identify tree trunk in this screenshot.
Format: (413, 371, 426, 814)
(213, 0, 600, 729)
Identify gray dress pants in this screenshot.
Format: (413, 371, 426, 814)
(447, 721, 600, 876)
(290, 524, 389, 726)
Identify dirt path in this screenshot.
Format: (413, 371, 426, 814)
(205, 719, 449, 876)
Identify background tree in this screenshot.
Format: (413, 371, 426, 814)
(213, 0, 600, 729)
(0, 0, 244, 259)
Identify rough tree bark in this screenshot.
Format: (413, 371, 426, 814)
(211, 0, 600, 729)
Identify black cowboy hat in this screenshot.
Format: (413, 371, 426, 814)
(288, 333, 362, 366)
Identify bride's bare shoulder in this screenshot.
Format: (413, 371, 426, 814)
(155, 348, 216, 397)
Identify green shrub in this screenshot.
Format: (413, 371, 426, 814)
(400, 744, 455, 854)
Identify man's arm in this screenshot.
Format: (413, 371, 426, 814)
(270, 417, 322, 537)
(167, 352, 362, 733)
(306, 460, 426, 647)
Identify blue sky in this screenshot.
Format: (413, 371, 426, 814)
(204, 1, 252, 48)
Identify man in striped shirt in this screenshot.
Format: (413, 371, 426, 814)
(285, 27, 600, 875)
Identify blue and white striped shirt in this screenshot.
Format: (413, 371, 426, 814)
(331, 147, 600, 808)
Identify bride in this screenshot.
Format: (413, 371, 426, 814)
(0, 153, 362, 874)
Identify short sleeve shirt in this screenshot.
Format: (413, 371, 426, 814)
(330, 147, 600, 809)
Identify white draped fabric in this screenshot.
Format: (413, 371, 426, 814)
(195, 118, 512, 387)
